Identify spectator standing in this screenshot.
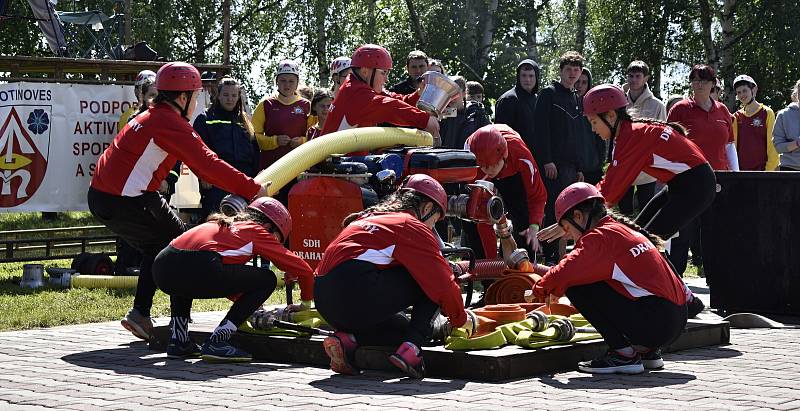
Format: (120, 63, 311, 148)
(533, 51, 585, 264)
(329, 57, 352, 97)
(495, 59, 540, 151)
(200, 71, 218, 110)
(666, 64, 738, 277)
(466, 81, 484, 104)
(732, 74, 778, 171)
(428, 59, 446, 74)
(575, 68, 607, 185)
(772, 79, 800, 171)
(251, 60, 311, 205)
(307, 88, 334, 140)
(389, 50, 428, 95)
(193, 77, 259, 221)
(119, 70, 157, 132)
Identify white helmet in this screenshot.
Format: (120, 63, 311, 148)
(733, 74, 757, 88)
(275, 60, 301, 78)
(330, 57, 352, 75)
(134, 70, 156, 86)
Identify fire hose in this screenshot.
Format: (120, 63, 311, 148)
(445, 311, 583, 351)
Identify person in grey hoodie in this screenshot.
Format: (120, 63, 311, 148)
(495, 59, 540, 152)
(773, 79, 800, 171)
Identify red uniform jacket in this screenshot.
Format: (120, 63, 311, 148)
(170, 221, 314, 301)
(467, 124, 547, 226)
(91, 103, 260, 199)
(598, 121, 708, 206)
(321, 74, 429, 144)
(540, 216, 687, 306)
(315, 212, 466, 327)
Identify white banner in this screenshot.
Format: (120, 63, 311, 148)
(0, 82, 205, 211)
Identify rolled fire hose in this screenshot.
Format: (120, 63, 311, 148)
(484, 272, 543, 305)
(454, 259, 549, 282)
(473, 304, 527, 324)
(254, 127, 433, 196)
(71, 275, 138, 289)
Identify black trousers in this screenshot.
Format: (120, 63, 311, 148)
(152, 246, 277, 325)
(542, 164, 579, 262)
(88, 187, 186, 317)
(618, 182, 656, 216)
(633, 164, 716, 276)
(566, 282, 687, 350)
(314, 260, 440, 347)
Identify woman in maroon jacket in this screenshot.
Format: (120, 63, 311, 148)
(534, 183, 688, 375)
(152, 197, 314, 363)
(314, 174, 477, 379)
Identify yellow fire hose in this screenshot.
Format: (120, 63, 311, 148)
(70, 275, 138, 289)
(254, 127, 433, 195)
(446, 314, 601, 351)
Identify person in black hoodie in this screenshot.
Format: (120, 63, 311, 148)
(533, 51, 585, 264)
(193, 77, 260, 221)
(575, 68, 608, 185)
(495, 59, 540, 151)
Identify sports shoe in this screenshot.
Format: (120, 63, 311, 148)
(166, 339, 201, 359)
(200, 340, 252, 363)
(687, 296, 705, 319)
(389, 342, 426, 379)
(121, 308, 154, 341)
(322, 332, 360, 376)
(578, 350, 644, 374)
(641, 348, 664, 370)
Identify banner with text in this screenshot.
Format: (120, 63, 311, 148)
(0, 82, 204, 211)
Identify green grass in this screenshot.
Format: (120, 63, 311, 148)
(0, 211, 98, 231)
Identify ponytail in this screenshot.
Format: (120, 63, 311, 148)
(207, 208, 278, 235)
(342, 190, 429, 227)
(614, 108, 688, 136)
(566, 199, 664, 249)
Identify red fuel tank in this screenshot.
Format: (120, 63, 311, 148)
(288, 177, 365, 268)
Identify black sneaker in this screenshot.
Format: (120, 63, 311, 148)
(200, 340, 252, 363)
(166, 339, 201, 359)
(687, 296, 705, 319)
(578, 351, 644, 374)
(641, 348, 664, 370)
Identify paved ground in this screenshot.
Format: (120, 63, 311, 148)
(1, 279, 799, 410)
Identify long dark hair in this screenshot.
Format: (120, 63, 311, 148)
(342, 190, 430, 227)
(567, 198, 665, 249)
(211, 77, 255, 139)
(207, 208, 277, 234)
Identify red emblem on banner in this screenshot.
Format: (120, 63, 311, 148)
(0, 106, 50, 207)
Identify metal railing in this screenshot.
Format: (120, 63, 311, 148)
(0, 226, 118, 263)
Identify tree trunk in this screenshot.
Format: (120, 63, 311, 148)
(365, 0, 377, 43)
(313, 0, 328, 87)
(575, 0, 588, 54)
(222, 0, 230, 65)
(475, 0, 499, 72)
(651, 0, 671, 99)
(404, 0, 427, 49)
(525, 4, 540, 61)
(718, 0, 737, 108)
(697, 0, 719, 69)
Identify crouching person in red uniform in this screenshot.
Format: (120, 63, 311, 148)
(314, 175, 478, 379)
(465, 124, 547, 256)
(152, 197, 314, 362)
(534, 183, 688, 375)
(540, 84, 712, 318)
(88, 62, 268, 342)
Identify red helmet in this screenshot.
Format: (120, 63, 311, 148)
(156, 62, 202, 91)
(247, 197, 292, 240)
(555, 182, 604, 222)
(402, 174, 447, 217)
(351, 44, 393, 70)
(583, 84, 627, 116)
(467, 125, 508, 167)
